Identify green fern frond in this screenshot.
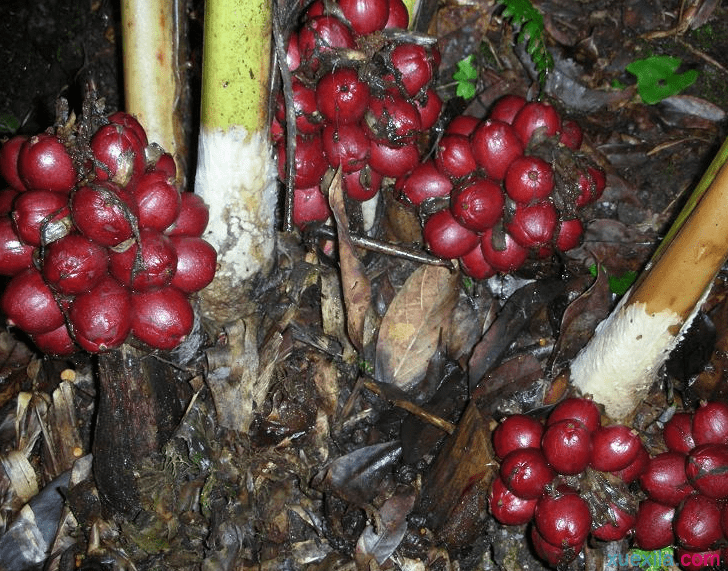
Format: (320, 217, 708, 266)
(499, 0, 553, 85)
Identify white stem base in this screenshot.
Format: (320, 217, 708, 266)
(194, 125, 276, 323)
(570, 296, 686, 420)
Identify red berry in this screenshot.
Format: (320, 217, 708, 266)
(131, 287, 194, 350)
(17, 134, 76, 193)
(276, 133, 329, 188)
(673, 494, 722, 551)
(339, 0, 389, 35)
(32, 323, 76, 356)
(546, 397, 601, 432)
(42, 234, 109, 295)
(275, 79, 323, 135)
(165, 192, 209, 237)
(71, 182, 138, 246)
(692, 401, 728, 446)
(108, 111, 148, 147)
(512, 101, 561, 146)
(633, 499, 675, 550)
(390, 43, 433, 97)
(298, 15, 356, 69)
(506, 201, 558, 248)
(575, 165, 606, 207)
(423, 209, 480, 259)
(415, 88, 443, 131)
(69, 275, 132, 352)
(534, 491, 591, 548)
(0, 135, 28, 191)
(293, 186, 331, 229)
(0, 188, 18, 215)
(591, 502, 636, 542)
(109, 229, 177, 292)
(385, 0, 409, 28)
(555, 218, 584, 252)
(286, 32, 301, 72)
(435, 134, 477, 179)
(685, 443, 728, 499)
(663, 411, 696, 453)
(0, 217, 34, 275)
(446, 115, 479, 137)
(368, 139, 419, 178)
(611, 444, 650, 483)
(365, 92, 421, 144)
(11, 189, 70, 247)
(169, 236, 217, 293)
(152, 153, 177, 179)
(342, 166, 382, 201)
(500, 447, 555, 499)
(530, 526, 582, 567)
(322, 123, 370, 173)
(492, 414, 544, 459)
(450, 177, 504, 232)
(1, 268, 65, 334)
(131, 170, 181, 231)
(639, 451, 694, 506)
(316, 68, 371, 125)
(589, 424, 642, 472)
(397, 160, 451, 206)
(559, 119, 583, 150)
(489, 475, 537, 525)
(541, 419, 591, 475)
(470, 120, 524, 181)
(459, 244, 495, 280)
(480, 228, 528, 273)
(504, 155, 554, 204)
(489, 94, 526, 125)
(90, 123, 146, 187)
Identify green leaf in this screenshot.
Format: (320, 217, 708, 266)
(0, 113, 20, 135)
(498, 0, 553, 85)
(587, 265, 638, 296)
(453, 55, 478, 99)
(626, 55, 699, 104)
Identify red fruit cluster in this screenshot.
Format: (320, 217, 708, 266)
(274, 0, 443, 228)
(634, 402, 728, 567)
(0, 113, 216, 355)
(407, 95, 605, 279)
(489, 397, 646, 567)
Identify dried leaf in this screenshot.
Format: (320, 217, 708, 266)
(355, 490, 416, 566)
(329, 168, 373, 352)
(375, 265, 459, 394)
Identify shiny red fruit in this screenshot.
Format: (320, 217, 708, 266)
(541, 419, 591, 475)
(275, 79, 323, 135)
(293, 186, 331, 229)
(316, 67, 370, 125)
(506, 201, 558, 248)
(489, 94, 526, 125)
(559, 119, 583, 150)
(489, 475, 537, 525)
(109, 229, 177, 292)
(0, 188, 18, 215)
(286, 32, 301, 72)
(71, 182, 138, 246)
(459, 243, 495, 280)
(131, 170, 181, 231)
(674, 494, 722, 551)
(446, 115, 480, 137)
(492, 414, 544, 459)
(342, 166, 382, 201)
(42, 234, 109, 295)
(450, 178, 504, 232)
(633, 499, 675, 550)
(423, 209, 480, 259)
(555, 218, 584, 252)
(131, 287, 194, 350)
(32, 323, 76, 356)
(512, 101, 562, 146)
(534, 491, 591, 548)
(90, 123, 146, 187)
(591, 503, 636, 542)
(415, 88, 443, 131)
(692, 401, 728, 446)
(504, 155, 554, 204)
(685, 443, 728, 499)
(169, 236, 217, 293)
(639, 451, 694, 506)
(0, 217, 33, 275)
(385, 0, 409, 28)
(153, 153, 177, 179)
(108, 111, 148, 147)
(277, 134, 328, 189)
(575, 165, 607, 207)
(531, 526, 582, 567)
(165, 192, 209, 237)
(546, 397, 601, 432)
(611, 443, 650, 483)
(1, 268, 64, 334)
(11, 189, 70, 247)
(322, 123, 370, 173)
(470, 120, 524, 180)
(17, 134, 76, 193)
(339, 0, 389, 35)
(500, 447, 555, 499)
(397, 160, 451, 206)
(368, 139, 419, 178)
(298, 15, 356, 69)
(480, 228, 528, 273)
(365, 92, 421, 145)
(69, 275, 132, 352)
(663, 411, 696, 453)
(391, 43, 432, 97)
(589, 424, 642, 472)
(435, 134, 477, 179)
(0, 135, 28, 191)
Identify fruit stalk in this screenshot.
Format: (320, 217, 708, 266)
(571, 138, 728, 419)
(194, 0, 277, 323)
(120, 0, 186, 178)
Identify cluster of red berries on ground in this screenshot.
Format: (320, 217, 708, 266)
(275, 0, 606, 278)
(0, 112, 216, 355)
(490, 398, 728, 569)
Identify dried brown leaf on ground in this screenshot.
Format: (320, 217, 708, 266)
(375, 264, 459, 395)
